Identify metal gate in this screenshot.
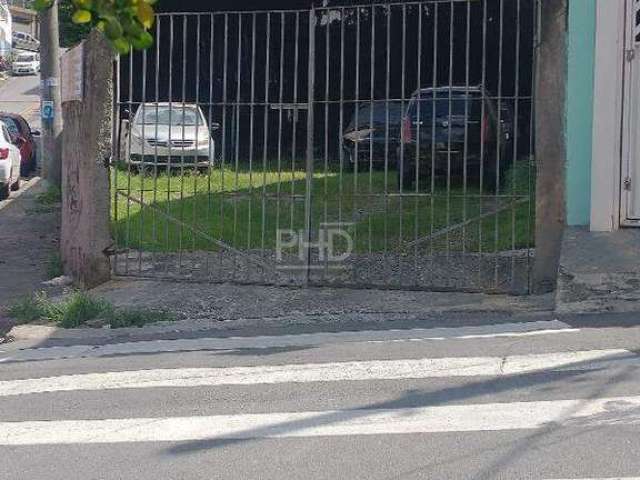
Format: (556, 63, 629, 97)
(112, 0, 538, 293)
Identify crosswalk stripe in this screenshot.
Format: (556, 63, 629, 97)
(0, 320, 578, 363)
(2, 395, 640, 445)
(0, 349, 631, 398)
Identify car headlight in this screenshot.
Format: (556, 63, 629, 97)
(343, 129, 373, 143)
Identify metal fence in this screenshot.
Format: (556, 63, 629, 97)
(112, 0, 539, 293)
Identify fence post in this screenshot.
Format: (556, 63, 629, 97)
(60, 31, 114, 289)
(532, 0, 568, 294)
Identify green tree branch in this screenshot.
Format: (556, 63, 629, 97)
(33, 0, 156, 53)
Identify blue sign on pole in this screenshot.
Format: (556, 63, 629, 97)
(41, 101, 54, 120)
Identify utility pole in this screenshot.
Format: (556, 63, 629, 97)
(39, 0, 63, 187)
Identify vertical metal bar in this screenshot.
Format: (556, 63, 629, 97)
(528, 0, 540, 292)
(445, 0, 454, 272)
(112, 54, 121, 275)
(218, 13, 229, 275)
(275, 12, 285, 278)
(193, 15, 202, 268)
(338, 7, 345, 231)
(510, 0, 522, 290)
(352, 7, 360, 283)
(124, 48, 134, 275)
(477, 0, 488, 289)
(233, 13, 243, 280)
(429, 3, 439, 287)
(303, 8, 316, 284)
(261, 13, 271, 271)
(493, 0, 505, 289)
(164, 14, 174, 276)
(152, 17, 161, 273)
(398, 3, 407, 285)
(290, 12, 300, 234)
(413, 4, 423, 285)
(383, 4, 391, 287)
(138, 46, 147, 275)
(368, 5, 375, 282)
(247, 12, 257, 260)
(461, 0, 471, 277)
(323, 10, 330, 279)
(177, 14, 188, 274)
(205, 13, 215, 279)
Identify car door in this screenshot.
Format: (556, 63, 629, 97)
(1, 125, 19, 181)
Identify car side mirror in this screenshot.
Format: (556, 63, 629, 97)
(31, 130, 41, 137)
(122, 109, 130, 120)
(210, 122, 220, 132)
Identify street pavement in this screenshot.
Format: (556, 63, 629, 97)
(0, 73, 41, 129)
(1, 314, 640, 479)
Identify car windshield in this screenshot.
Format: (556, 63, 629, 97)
(135, 106, 203, 126)
(15, 54, 36, 62)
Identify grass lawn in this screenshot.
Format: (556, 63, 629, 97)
(111, 158, 535, 255)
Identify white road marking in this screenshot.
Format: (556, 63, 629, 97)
(0, 320, 578, 363)
(2, 395, 640, 445)
(0, 349, 631, 397)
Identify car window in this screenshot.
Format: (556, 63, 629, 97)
(135, 106, 204, 126)
(0, 117, 20, 137)
(409, 93, 483, 121)
(347, 103, 404, 130)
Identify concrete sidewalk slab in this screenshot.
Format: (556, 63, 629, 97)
(557, 227, 640, 314)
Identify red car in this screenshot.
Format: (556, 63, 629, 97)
(0, 113, 39, 176)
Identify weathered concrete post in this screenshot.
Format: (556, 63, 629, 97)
(60, 31, 113, 289)
(532, 0, 568, 294)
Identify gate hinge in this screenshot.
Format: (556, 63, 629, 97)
(626, 49, 636, 62)
(624, 176, 632, 191)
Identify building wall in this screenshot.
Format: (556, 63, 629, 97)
(0, 0, 11, 59)
(565, 0, 596, 226)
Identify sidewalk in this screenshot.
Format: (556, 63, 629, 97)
(556, 226, 640, 314)
(0, 177, 60, 309)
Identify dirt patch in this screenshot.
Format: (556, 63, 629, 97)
(0, 178, 61, 311)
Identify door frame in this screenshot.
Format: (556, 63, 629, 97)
(620, 0, 640, 226)
(590, 0, 626, 231)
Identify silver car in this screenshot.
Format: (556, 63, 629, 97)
(122, 103, 218, 168)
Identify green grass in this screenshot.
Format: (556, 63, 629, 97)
(46, 253, 64, 279)
(7, 291, 175, 329)
(28, 185, 62, 215)
(111, 158, 535, 255)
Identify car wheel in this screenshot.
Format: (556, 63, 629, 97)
(11, 176, 20, 191)
(0, 183, 8, 200)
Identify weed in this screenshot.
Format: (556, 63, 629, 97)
(46, 252, 64, 279)
(7, 291, 175, 329)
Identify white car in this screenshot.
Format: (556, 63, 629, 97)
(12, 52, 40, 76)
(0, 121, 22, 199)
(122, 103, 218, 168)
(12, 32, 40, 53)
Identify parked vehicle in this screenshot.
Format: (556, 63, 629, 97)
(12, 32, 40, 52)
(0, 112, 39, 176)
(397, 86, 514, 191)
(11, 51, 40, 76)
(121, 103, 219, 168)
(0, 120, 22, 199)
(342, 102, 403, 168)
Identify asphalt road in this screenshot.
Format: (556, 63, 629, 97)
(0, 73, 41, 129)
(1, 314, 640, 479)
